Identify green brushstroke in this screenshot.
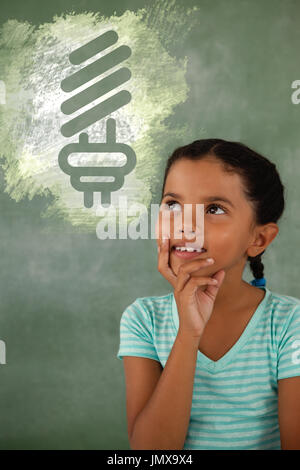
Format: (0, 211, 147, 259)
(0, 1, 199, 232)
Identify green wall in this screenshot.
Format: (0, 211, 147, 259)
(0, 0, 299, 449)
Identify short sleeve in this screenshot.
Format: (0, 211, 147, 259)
(117, 298, 160, 363)
(277, 305, 300, 380)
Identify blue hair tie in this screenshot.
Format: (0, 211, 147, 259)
(250, 277, 266, 287)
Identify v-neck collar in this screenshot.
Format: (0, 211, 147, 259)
(170, 286, 271, 373)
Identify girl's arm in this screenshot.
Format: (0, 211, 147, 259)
(278, 376, 300, 449)
(124, 330, 200, 450)
(277, 306, 300, 449)
(123, 233, 225, 449)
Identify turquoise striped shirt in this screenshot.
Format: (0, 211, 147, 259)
(117, 286, 300, 449)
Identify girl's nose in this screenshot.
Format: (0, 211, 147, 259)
(180, 228, 196, 234)
(180, 228, 197, 243)
(180, 224, 204, 246)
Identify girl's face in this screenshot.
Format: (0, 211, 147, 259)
(156, 156, 258, 277)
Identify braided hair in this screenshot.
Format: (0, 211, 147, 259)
(248, 251, 265, 286)
(161, 139, 285, 286)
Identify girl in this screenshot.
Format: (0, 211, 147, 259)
(117, 139, 300, 450)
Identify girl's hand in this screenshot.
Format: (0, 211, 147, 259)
(157, 237, 226, 340)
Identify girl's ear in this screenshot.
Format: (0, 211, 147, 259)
(248, 223, 279, 257)
(262, 223, 279, 250)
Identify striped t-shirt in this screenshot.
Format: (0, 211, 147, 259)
(117, 286, 300, 450)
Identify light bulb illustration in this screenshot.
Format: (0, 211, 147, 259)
(58, 118, 136, 208)
(60, 30, 132, 138)
(59, 29, 136, 209)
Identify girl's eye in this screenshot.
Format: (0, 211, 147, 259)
(207, 203, 226, 215)
(163, 200, 182, 211)
(162, 201, 226, 215)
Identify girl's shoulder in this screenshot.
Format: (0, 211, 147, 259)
(266, 288, 300, 379)
(265, 287, 300, 332)
(267, 287, 300, 311)
(136, 292, 173, 309)
(125, 292, 173, 320)
(132, 291, 173, 321)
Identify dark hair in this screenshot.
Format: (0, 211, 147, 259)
(161, 138, 285, 281)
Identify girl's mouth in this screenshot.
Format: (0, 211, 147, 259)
(171, 246, 207, 260)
